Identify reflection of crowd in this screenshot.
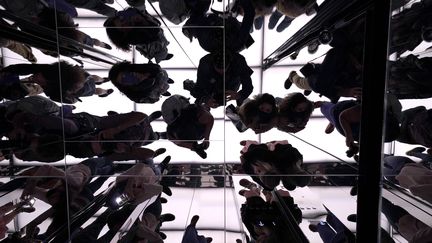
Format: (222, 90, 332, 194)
(0, 0, 431, 242)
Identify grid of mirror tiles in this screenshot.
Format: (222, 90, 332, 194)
(0, 0, 431, 242)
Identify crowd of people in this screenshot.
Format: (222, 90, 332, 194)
(0, 0, 431, 242)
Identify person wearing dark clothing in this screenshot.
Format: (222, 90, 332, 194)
(104, 8, 172, 63)
(108, 62, 171, 103)
(0, 62, 86, 103)
(186, 53, 253, 108)
(183, 0, 255, 53)
(398, 106, 432, 150)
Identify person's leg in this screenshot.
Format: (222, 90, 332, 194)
(72, 208, 113, 242)
(381, 198, 407, 231)
(316, 222, 336, 243)
(290, 72, 312, 90)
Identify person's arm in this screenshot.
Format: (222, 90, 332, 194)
(106, 147, 156, 161)
(98, 112, 147, 139)
(2, 64, 51, 76)
(197, 107, 214, 145)
(21, 165, 65, 199)
(339, 104, 362, 147)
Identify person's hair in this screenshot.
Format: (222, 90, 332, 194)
(278, 92, 313, 123)
(37, 8, 83, 42)
(239, 93, 277, 126)
(43, 62, 85, 102)
(260, 172, 281, 189)
(104, 8, 161, 51)
(167, 104, 204, 140)
(104, 17, 132, 51)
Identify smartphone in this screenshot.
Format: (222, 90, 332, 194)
(225, 105, 248, 132)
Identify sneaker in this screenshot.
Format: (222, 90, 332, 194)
(406, 147, 426, 156)
(307, 40, 319, 54)
(284, 71, 296, 89)
(276, 17, 293, 32)
(162, 185, 172, 196)
(183, 79, 195, 91)
(308, 223, 318, 232)
(149, 111, 162, 122)
(98, 89, 114, 97)
(154, 148, 166, 157)
(268, 11, 283, 30)
(160, 213, 175, 223)
(190, 215, 199, 227)
(160, 197, 168, 203)
(159, 155, 171, 171)
(347, 214, 357, 222)
(159, 232, 167, 239)
(164, 53, 174, 61)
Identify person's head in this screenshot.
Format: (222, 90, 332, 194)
(278, 93, 313, 127)
(239, 94, 277, 131)
(104, 8, 159, 51)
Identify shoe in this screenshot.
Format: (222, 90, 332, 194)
(290, 51, 298, 60)
(307, 41, 319, 54)
(154, 148, 166, 157)
(98, 89, 113, 97)
(276, 17, 293, 32)
(347, 214, 357, 222)
(268, 11, 283, 30)
(162, 91, 171, 96)
(284, 71, 296, 89)
(107, 110, 118, 116)
(149, 111, 162, 122)
(101, 42, 112, 50)
(162, 185, 172, 196)
(159, 155, 171, 172)
(164, 53, 174, 61)
(406, 147, 426, 156)
(206, 237, 213, 243)
(183, 79, 195, 91)
(304, 90, 312, 96)
(160, 197, 168, 203)
(194, 148, 207, 159)
(159, 232, 167, 240)
(160, 213, 175, 223)
(167, 78, 174, 84)
(308, 224, 318, 232)
(190, 215, 199, 227)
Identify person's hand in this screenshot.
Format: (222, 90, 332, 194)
(239, 188, 260, 198)
(205, 98, 219, 109)
(225, 90, 240, 102)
